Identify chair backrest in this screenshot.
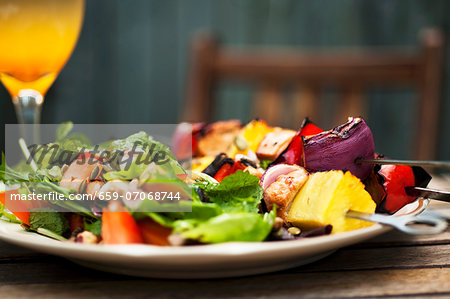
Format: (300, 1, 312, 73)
(182, 29, 444, 160)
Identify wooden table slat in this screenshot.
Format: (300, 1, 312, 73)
(0, 175, 448, 298)
(0, 267, 449, 299)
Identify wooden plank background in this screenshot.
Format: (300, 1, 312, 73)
(1, 0, 450, 160)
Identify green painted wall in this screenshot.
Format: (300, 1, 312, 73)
(1, 0, 449, 159)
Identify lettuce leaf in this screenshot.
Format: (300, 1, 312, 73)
(134, 200, 222, 227)
(174, 209, 276, 243)
(103, 131, 185, 180)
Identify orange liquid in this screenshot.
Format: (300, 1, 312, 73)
(0, 0, 84, 98)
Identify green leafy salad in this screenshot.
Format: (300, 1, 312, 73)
(0, 123, 276, 245)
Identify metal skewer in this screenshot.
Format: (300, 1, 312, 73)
(357, 158, 450, 169)
(346, 210, 447, 235)
(405, 186, 450, 203)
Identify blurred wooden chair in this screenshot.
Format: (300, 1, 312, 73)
(182, 29, 443, 160)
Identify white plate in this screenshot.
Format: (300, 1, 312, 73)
(0, 199, 428, 279)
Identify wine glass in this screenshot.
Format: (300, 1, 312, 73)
(0, 0, 84, 124)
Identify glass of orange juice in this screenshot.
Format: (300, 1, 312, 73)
(0, 0, 84, 124)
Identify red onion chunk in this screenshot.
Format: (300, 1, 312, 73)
(260, 164, 303, 190)
(303, 117, 375, 180)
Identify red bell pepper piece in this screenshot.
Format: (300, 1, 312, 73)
(376, 165, 417, 214)
(214, 162, 234, 182)
(230, 160, 246, 174)
(102, 202, 144, 244)
(300, 117, 324, 136)
(208, 159, 248, 182)
(272, 118, 324, 166)
(138, 218, 172, 246)
(273, 132, 303, 165)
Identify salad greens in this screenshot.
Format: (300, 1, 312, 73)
(103, 131, 185, 181)
(139, 170, 275, 243)
(2, 162, 93, 217)
(0, 123, 275, 245)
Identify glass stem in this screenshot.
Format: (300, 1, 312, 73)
(12, 89, 43, 124)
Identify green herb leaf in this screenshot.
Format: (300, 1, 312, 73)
(29, 208, 70, 236)
(259, 159, 272, 170)
(196, 170, 263, 213)
(83, 217, 102, 236)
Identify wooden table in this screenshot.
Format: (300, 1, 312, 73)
(1, 178, 449, 298)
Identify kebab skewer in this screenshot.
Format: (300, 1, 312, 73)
(175, 116, 449, 222)
(260, 164, 446, 235)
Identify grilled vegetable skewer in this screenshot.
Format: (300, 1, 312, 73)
(261, 164, 447, 235)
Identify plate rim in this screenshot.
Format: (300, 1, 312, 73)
(0, 198, 428, 259)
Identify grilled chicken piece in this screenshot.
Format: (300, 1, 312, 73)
(197, 120, 241, 156)
(257, 128, 296, 160)
(60, 156, 104, 195)
(60, 159, 103, 193)
(86, 181, 104, 197)
(263, 167, 309, 222)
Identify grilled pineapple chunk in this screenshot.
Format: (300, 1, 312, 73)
(287, 170, 376, 233)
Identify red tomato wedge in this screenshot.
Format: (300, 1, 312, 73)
(102, 202, 144, 244)
(0, 190, 30, 225)
(138, 218, 172, 246)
